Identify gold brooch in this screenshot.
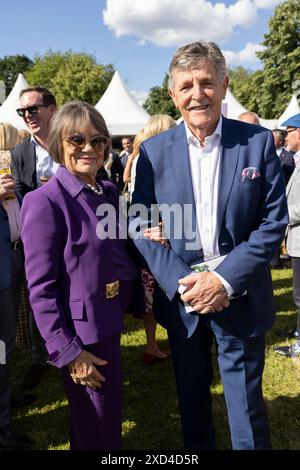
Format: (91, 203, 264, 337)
(105, 280, 120, 299)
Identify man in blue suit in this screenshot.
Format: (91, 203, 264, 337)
(130, 41, 288, 450)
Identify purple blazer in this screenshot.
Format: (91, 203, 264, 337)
(21, 166, 137, 368)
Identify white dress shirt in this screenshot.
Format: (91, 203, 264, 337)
(293, 150, 300, 167)
(180, 117, 234, 299)
(31, 136, 58, 186)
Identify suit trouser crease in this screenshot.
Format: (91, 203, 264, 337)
(168, 317, 271, 450)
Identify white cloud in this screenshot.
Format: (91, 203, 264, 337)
(253, 0, 282, 8)
(103, 0, 258, 46)
(223, 42, 265, 67)
(130, 90, 149, 105)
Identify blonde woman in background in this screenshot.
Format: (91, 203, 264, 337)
(0, 122, 32, 448)
(123, 129, 144, 201)
(124, 114, 176, 364)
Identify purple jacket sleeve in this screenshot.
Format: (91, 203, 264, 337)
(21, 190, 83, 368)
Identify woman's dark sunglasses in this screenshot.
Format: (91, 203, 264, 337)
(16, 104, 49, 117)
(63, 134, 109, 152)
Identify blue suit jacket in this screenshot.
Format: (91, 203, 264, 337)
(130, 118, 288, 339)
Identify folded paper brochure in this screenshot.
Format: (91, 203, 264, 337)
(182, 255, 247, 313)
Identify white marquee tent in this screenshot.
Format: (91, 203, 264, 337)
(221, 88, 247, 119)
(222, 88, 300, 130)
(278, 94, 300, 127)
(95, 71, 150, 136)
(0, 73, 29, 130)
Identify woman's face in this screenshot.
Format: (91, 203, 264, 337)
(61, 124, 108, 182)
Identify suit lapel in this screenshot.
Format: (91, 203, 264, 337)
(167, 123, 196, 206)
(21, 137, 37, 188)
(25, 139, 37, 187)
(167, 123, 200, 251)
(217, 118, 240, 228)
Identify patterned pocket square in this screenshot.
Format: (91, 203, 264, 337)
(242, 167, 261, 181)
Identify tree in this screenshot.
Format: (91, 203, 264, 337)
(51, 54, 114, 106)
(228, 67, 264, 115)
(144, 74, 180, 119)
(25, 50, 69, 92)
(256, 0, 300, 118)
(26, 51, 114, 106)
(0, 55, 33, 95)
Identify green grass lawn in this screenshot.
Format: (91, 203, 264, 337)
(10, 266, 300, 450)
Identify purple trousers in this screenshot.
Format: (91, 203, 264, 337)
(61, 281, 133, 450)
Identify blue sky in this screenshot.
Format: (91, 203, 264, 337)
(0, 0, 281, 102)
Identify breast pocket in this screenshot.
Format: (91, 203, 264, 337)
(237, 178, 261, 203)
(69, 300, 85, 320)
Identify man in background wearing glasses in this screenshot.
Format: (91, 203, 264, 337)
(13, 86, 58, 194)
(274, 113, 300, 358)
(11, 86, 57, 392)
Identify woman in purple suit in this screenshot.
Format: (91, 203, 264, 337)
(20, 101, 138, 450)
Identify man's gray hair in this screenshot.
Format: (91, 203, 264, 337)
(168, 40, 227, 89)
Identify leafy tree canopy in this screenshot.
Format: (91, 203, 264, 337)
(256, 0, 300, 118)
(25, 50, 114, 106)
(143, 74, 180, 119)
(0, 55, 33, 95)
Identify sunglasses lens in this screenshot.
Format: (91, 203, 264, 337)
(68, 136, 85, 149)
(27, 106, 39, 115)
(65, 135, 108, 151)
(16, 106, 39, 117)
(91, 137, 108, 150)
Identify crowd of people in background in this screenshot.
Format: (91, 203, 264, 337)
(0, 39, 300, 451)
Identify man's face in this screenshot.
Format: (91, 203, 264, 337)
(169, 59, 228, 139)
(19, 91, 56, 139)
(122, 138, 133, 153)
(285, 127, 300, 153)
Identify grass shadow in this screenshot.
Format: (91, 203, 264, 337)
(267, 394, 300, 449)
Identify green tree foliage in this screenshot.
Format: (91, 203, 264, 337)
(26, 50, 114, 106)
(25, 50, 69, 92)
(227, 67, 264, 115)
(143, 74, 180, 119)
(0, 55, 33, 95)
(256, 0, 300, 118)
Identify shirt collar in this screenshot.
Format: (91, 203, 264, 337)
(30, 134, 48, 152)
(184, 115, 223, 147)
(54, 165, 106, 198)
(55, 165, 86, 197)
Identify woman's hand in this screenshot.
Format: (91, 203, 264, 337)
(0, 174, 15, 201)
(143, 222, 170, 247)
(68, 350, 108, 390)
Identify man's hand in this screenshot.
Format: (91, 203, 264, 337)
(68, 350, 108, 390)
(0, 174, 15, 201)
(178, 271, 230, 314)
